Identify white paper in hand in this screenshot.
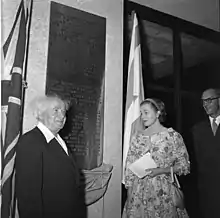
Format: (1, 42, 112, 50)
(128, 152, 157, 178)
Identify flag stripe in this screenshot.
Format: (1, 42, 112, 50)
(2, 154, 16, 186)
(125, 58, 135, 112)
(8, 97, 21, 106)
(3, 1, 23, 58)
(13, 6, 26, 69)
(128, 16, 139, 74)
(3, 4, 23, 81)
(12, 67, 22, 75)
(133, 44, 141, 95)
(4, 135, 20, 159)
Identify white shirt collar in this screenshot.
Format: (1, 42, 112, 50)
(37, 122, 68, 155)
(37, 122, 55, 143)
(209, 115, 220, 126)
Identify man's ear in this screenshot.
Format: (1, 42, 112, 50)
(33, 110, 39, 120)
(35, 111, 46, 123)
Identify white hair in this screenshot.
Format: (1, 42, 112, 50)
(30, 94, 70, 121)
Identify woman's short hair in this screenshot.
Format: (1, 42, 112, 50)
(30, 94, 70, 121)
(140, 98, 167, 123)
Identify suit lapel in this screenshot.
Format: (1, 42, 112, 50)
(202, 120, 213, 136)
(215, 124, 220, 136)
(49, 138, 69, 157)
(207, 119, 220, 136)
(32, 127, 48, 143)
(48, 139, 79, 172)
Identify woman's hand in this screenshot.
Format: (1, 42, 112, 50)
(145, 167, 165, 178)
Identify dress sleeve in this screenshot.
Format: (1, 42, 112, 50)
(172, 131, 190, 176)
(124, 135, 137, 188)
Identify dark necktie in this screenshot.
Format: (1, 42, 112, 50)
(212, 118, 218, 135)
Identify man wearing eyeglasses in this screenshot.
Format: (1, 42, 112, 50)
(192, 88, 220, 218)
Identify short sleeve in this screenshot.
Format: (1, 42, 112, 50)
(172, 131, 190, 176)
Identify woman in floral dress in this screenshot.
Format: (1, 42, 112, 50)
(123, 98, 190, 218)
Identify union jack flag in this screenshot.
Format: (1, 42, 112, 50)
(1, 1, 32, 217)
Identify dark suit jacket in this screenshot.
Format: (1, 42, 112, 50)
(192, 119, 220, 217)
(15, 127, 86, 218)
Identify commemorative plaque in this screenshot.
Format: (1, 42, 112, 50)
(46, 1, 106, 170)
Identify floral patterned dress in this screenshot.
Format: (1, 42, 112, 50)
(123, 128, 190, 218)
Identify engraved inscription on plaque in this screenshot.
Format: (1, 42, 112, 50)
(46, 1, 106, 170)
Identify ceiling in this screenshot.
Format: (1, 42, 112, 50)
(128, 15, 220, 80)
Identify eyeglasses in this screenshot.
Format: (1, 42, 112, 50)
(202, 97, 219, 105)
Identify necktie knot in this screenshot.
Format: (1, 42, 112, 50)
(212, 118, 218, 135)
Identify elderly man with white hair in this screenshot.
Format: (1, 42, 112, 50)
(15, 94, 86, 218)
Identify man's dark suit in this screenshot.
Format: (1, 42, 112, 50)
(15, 127, 86, 218)
(192, 119, 220, 218)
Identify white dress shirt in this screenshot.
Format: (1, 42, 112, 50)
(209, 115, 220, 126)
(37, 122, 69, 155)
